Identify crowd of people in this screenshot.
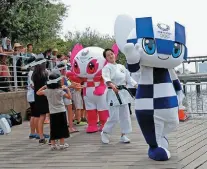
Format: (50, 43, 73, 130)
(0, 44, 68, 92)
(0, 29, 36, 92)
(0, 28, 72, 92)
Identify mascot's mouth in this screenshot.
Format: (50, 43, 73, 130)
(158, 56, 169, 60)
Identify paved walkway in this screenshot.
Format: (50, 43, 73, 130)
(0, 114, 180, 169)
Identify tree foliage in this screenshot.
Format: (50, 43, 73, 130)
(64, 28, 126, 65)
(0, 1, 126, 65)
(0, 0, 68, 43)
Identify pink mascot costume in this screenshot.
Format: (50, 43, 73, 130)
(67, 44, 119, 133)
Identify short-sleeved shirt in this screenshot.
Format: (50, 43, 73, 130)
(43, 89, 66, 114)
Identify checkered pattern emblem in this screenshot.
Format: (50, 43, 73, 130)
(135, 67, 181, 111)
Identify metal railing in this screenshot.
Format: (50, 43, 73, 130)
(182, 82, 207, 117)
(1, 57, 206, 117)
(0, 58, 30, 92)
(0, 56, 58, 93)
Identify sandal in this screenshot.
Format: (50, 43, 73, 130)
(69, 127, 79, 133)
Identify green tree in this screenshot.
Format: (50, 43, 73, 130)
(0, 0, 68, 44)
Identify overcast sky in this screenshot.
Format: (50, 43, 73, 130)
(61, 0, 206, 71)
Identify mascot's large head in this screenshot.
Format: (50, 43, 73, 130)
(69, 44, 119, 79)
(114, 15, 187, 69)
(71, 46, 106, 79)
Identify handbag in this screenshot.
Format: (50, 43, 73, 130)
(9, 109, 22, 126)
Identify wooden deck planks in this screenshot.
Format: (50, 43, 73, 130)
(177, 118, 207, 169)
(2, 111, 207, 169)
(0, 114, 179, 169)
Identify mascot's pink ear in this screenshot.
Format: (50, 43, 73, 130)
(70, 43, 83, 63)
(112, 43, 119, 60)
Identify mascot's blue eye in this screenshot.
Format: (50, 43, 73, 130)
(172, 42, 182, 58)
(142, 38, 156, 55)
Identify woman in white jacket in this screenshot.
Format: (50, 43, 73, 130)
(101, 48, 138, 144)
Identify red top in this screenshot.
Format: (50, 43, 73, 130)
(0, 64, 10, 77)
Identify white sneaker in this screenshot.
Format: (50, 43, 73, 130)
(50, 145, 58, 151)
(59, 143, 69, 150)
(101, 131, 110, 144)
(120, 135, 130, 143)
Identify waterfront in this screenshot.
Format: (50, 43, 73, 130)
(183, 83, 207, 117)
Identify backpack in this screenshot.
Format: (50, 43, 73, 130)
(9, 109, 22, 126)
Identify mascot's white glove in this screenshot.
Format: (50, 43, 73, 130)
(123, 43, 141, 64)
(177, 90, 185, 106)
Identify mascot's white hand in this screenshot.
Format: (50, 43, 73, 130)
(123, 43, 141, 64)
(177, 90, 185, 105)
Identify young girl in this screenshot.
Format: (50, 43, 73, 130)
(37, 72, 70, 150)
(56, 62, 79, 133)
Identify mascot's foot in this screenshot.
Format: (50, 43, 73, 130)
(148, 147, 171, 161)
(86, 126, 99, 133)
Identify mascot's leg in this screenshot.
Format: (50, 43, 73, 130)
(161, 119, 179, 149)
(158, 109, 179, 151)
(98, 110, 109, 131)
(86, 110, 98, 133)
(84, 96, 98, 133)
(136, 110, 170, 161)
(97, 93, 109, 131)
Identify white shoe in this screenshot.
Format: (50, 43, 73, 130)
(101, 131, 110, 144)
(50, 144, 58, 151)
(59, 143, 69, 150)
(120, 135, 130, 143)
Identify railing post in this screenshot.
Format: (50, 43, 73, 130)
(182, 63, 185, 74)
(12, 56, 18, 92)
(196, 82, 201, 95)
(183, 83, 186, 94)
(195, 62, 199, 73)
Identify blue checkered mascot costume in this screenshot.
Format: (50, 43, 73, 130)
(114, 15, 187, 161)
